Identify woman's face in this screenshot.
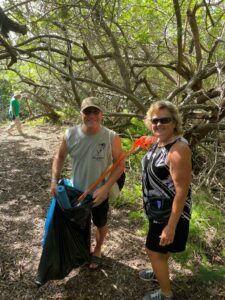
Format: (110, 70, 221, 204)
(150, 108, 176, 144)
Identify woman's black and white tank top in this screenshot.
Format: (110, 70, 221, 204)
(142, 137, 192, 221)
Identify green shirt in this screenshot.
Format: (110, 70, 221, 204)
(9, 97, 20, 117)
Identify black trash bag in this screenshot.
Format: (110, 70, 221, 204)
(117, 172, 126, 190)
(35, 182, 93, 286)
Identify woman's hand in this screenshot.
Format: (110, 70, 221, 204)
(159, 224, 176, 246)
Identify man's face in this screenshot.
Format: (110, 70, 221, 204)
(81, 107, 103, 130)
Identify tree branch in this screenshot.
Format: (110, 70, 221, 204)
(0, 35, 17, 67)
(187, 6, 202, 68)
(94, 6, 132, 92)
(173, 0, 183, 72)
(83, 43, 112, 85)
(0, 7, 27, 37)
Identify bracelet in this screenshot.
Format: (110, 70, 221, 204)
(51, 178, 58, 183)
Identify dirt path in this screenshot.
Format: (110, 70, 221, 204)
(0, 124, 224, 300)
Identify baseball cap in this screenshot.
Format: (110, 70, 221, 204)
(80, 97, 103, 113)
(13, 91, 22, 97)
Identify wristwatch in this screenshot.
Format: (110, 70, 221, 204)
(51, 178, 58, 183)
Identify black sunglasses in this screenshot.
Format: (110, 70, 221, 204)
(151, 117, 172, 125)
(83, 107, 101, 115)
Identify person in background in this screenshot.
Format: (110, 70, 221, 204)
(140, 100, 192, 300)
(7, 91, 25, 136)
(50, 97, 125, 269)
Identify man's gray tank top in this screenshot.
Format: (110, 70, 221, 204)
(65, 125, 117, 194)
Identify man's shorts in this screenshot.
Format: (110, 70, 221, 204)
(92, 198, 109, 228)
(145, 217, 190, 254)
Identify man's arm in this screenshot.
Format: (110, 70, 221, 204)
(50, 137, 68, 195)
(92, 135, 125, 205)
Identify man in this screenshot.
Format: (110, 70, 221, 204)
(50, 97, 125, 269)
(7, 91, 24, 136)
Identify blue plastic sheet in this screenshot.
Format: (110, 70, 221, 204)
(42, 197, 56, 246)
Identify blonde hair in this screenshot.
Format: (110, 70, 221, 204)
(144, 100, 183, 134)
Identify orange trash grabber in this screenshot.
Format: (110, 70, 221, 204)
(77, 135, 158, 202)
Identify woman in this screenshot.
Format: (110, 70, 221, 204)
(140, 101, 192, 300)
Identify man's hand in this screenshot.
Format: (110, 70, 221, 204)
(50, 182, 58, 196)
(92, 185, 109, 207)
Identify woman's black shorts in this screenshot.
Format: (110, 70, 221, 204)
(146, 217, 190, 254)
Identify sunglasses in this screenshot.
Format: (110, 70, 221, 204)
(151, 117, 172, 125)
(83, 107, 101, 115)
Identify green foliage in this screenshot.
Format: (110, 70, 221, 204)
(190, 191, 224, 238)
(121, 118, 151, 171)
(27, 117, 49, 126)
(128, 210, 143, 222)
(125, 149, 145, 172)
(111, 182, 142, 208)
(125, 117, 149, 136)
(0, 79, 12, 119)
(197, 266, 225, 282)
(119, 0, 165, 46)
(0, 79, 12, 101)
(173, 191, 225, 272)
(128, 210, 148, 236)
(58, 107, 80, 123)
(111, 171, 149, 236)
(122, 137, 133, 152)
(1, 0, 225, 116)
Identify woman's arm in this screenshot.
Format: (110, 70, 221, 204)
(159, 142, 192, 246)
